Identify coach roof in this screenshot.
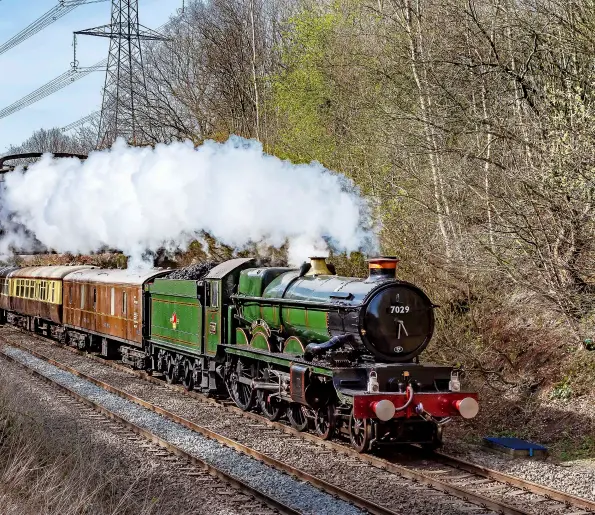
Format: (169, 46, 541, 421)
(9, 266, 95, 279)
(63, 268, 170, 286)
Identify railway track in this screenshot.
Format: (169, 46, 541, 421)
(428, 451, 595, 513)
(2, 326, 594, 515)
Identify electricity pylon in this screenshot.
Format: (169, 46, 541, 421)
(75, 0, 166, 147)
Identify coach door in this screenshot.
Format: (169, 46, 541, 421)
(126, 286, 142, 346)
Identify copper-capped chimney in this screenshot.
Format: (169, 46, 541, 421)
(367, 257, 399, 280)
(305, 256, 332, 276)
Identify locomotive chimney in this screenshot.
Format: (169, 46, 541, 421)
(367, 257, 399, 280)
(305, 257, 332, 276)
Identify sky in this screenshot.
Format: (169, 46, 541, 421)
(0, 0, 181, 152)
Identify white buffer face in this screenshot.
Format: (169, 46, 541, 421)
(373, 399, 396, 421)
(455, 397, 479, 419)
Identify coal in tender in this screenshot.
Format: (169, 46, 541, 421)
(166, 261, 220, 280)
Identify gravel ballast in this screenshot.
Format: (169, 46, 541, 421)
(1, 344, 364, 515)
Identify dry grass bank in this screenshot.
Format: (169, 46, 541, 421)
(0, 375, 160, 515)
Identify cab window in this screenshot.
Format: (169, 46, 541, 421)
(210, 281, 219, 308)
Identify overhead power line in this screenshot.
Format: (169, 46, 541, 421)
(0, 0, 108, 57)
(0, 60, 107, 120)
(0, 18, 169, 124)
(61, 111, 99, 132)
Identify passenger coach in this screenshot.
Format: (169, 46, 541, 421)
(2, 266, 93, 335)
(62, 268, 169, 364)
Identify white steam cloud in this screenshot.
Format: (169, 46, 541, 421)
(0, 137, 373, 266)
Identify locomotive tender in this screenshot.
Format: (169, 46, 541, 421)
(0, 257, 478, 452)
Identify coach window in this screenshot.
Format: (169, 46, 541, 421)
(81, 285, 85, 309)
(40, 282, 46, 302)
(111, 288, 115, 316)
(93, 288, 97, 311)
(50, 283, 55, 303)
(122, 292, 127, 316)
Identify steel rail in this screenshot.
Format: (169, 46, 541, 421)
(0, 348, 299, 515)
(432, 451, 595, 512)
(0, 338, 398, 515)
(0, 332, 535, 515)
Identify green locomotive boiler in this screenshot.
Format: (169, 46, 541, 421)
(146, 257, 479, 452)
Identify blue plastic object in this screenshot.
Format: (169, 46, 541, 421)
(484, 437, 547, 457)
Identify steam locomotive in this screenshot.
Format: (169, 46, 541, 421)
(0, 255, 478, 452)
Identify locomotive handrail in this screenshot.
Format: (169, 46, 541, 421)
(231, 294, 360, 311)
